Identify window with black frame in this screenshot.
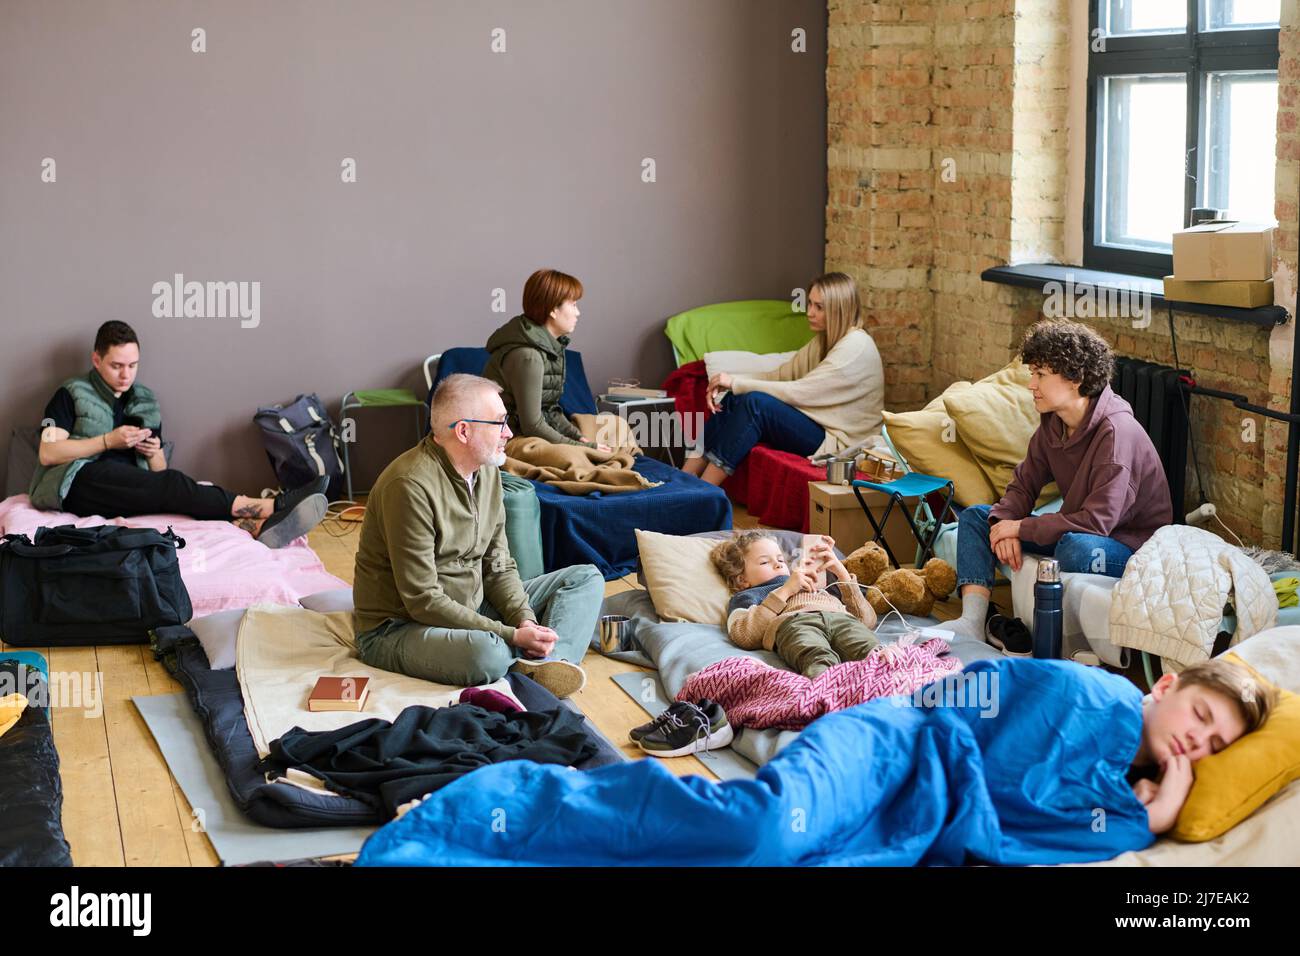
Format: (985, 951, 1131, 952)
(1085, 0, 1281, 278)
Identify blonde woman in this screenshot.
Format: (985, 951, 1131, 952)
(682, 272, 885, 486)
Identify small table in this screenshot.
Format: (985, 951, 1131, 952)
(597, 394, 684, 468)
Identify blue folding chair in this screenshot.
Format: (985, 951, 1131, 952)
(851, 471, 955, 569)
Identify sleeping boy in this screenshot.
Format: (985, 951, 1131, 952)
(357, 652, 1282, 865)
(1129, 656, 1277, 833)
(711, 530, 878, 678)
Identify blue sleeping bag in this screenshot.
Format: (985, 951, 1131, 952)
(356, 659, 1154, 866)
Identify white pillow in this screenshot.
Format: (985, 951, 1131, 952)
(298, 588, 355, 613)
(635, 530, 731, 625)
(703, 349, 796, 382)
(190, 609, 248, 670)
(1231, 625, 1300, 693)
(635, 529, 831, 626)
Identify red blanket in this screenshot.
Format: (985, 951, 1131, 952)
(662, 361, 872, 532)
(676, 636, 962, 731)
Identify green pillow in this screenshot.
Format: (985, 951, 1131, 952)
(665, 300, 816, 366)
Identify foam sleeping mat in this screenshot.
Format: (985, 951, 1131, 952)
(151, 629, 626, 829)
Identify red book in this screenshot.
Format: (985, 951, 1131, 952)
(308, 676, 371, 712)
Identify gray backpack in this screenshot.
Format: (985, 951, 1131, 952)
(253, 393, 344, 499)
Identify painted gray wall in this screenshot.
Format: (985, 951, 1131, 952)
(0, 0, 826, 495)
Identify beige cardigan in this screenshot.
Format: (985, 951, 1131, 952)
(727, 577, 878, 651)
(729, 327, 885, 459)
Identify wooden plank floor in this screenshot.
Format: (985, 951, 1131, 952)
(32, 501, 980, 867)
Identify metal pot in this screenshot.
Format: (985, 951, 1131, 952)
(824, 457, 857, 486)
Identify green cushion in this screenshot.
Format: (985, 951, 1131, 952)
(501, 473, 545, 581)
(664, 300, 816, 366)
(350, 388, 422, 407)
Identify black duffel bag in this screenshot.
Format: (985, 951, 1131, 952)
(0, 524, 192, 646)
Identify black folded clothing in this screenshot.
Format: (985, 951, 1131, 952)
(151, 625, 623, 828)
(260, 702, 598, 818)
(0, 658, 74, 866)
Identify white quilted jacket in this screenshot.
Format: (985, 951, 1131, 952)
(1108, 525, 1277, 668)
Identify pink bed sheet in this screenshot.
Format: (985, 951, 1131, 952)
(0, 494, 347, 620)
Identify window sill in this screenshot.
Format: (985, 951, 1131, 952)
(981, 264, 1290, 328)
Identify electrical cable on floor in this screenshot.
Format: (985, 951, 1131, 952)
(320, 499, 365, 538)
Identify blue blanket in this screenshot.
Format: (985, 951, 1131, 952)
(356, 660, 1154, 866)
(533, 456, 731, 579)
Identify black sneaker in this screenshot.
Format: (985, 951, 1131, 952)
(274, 476, 330, 513)
(986, 613, 1033, 657)
(257, 492, 328, 549)
(637, 700, 734, 758)
(629, 698, 717, 743)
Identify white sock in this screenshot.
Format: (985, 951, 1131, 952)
(933, 590, 988, 641)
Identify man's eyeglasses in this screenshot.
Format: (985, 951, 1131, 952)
(449, 418, 509, 432)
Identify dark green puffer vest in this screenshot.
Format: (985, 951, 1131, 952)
(481, 315, 586, 445)
(28, 370, 160, 510)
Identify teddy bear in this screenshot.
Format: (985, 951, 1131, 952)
(843, 541, 958, 618)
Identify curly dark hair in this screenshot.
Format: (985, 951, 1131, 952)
(1018, 320, 1114, 397)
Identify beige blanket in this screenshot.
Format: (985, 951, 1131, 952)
(234, 604, 521, 760)
(504, 423, 662, 495)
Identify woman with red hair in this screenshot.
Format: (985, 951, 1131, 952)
(483, 269, 608, 451)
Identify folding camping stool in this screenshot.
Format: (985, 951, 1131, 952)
(850, 472, 955, 569)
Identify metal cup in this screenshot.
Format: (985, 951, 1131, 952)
(598, 614, 630, 654)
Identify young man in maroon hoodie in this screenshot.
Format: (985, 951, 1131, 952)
(936, 320, 1172, 653)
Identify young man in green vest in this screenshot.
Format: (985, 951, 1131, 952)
(351, 373, 604, 698)
(30, 320, 327, 548)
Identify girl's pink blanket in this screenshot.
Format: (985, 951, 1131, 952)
(677, 636, 963, 731)
(0, 495, 346, 618)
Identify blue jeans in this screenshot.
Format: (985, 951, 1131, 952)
(701, 391, 825, 474)
(954, 504, 1134, 590)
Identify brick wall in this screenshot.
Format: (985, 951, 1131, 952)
(827, 0, 1299, 548)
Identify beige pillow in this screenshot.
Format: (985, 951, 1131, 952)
(942, 360, 1059, 505)
(634, 529, 732, 625)
(882, 383, 998, 507)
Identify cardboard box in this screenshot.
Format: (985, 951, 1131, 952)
(808, 481, 919, 564)
(1163, 276, 1274, 310)
(1171, 221, 1274, 282)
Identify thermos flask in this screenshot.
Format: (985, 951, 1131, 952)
(1032, 559, 1064, 659)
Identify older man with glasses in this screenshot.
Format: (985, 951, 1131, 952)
(350, 373, 602, 697)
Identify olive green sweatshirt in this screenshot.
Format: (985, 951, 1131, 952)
(482, 314, 592, 447)
(352, 435, 534, 641)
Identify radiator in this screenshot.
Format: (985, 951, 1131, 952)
(1111, 357, 1188, 516)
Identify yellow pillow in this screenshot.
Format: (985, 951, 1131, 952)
(941, 360, 1059, 505)
(882, 383, 998, 507)
(634, 529, 732, 625)
(1172, 653, 1300, 842)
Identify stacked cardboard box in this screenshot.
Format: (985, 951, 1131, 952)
(1164, 221, 1276, 309)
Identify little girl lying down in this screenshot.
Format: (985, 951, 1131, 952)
(356, 656, 1280, 866)
(711, 530, 878, 678)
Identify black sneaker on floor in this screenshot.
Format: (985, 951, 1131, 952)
(257, 492, 328, 549)
(637, 700, 734, 758)
(274, 476, 330, 513)
(629, 698, 717, 743)
(986, 613, 1033, 657)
